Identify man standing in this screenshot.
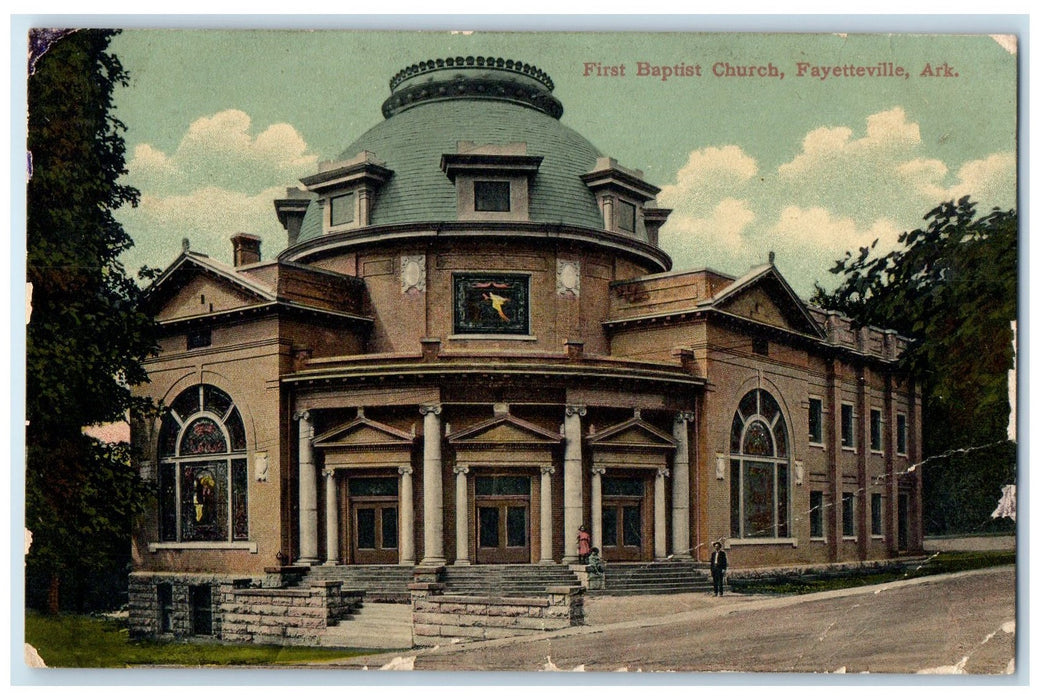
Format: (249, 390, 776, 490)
(710, 541, 728, 596)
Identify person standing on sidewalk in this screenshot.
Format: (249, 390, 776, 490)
(710, 541, 728, 596)
(577, 525, 591, 564)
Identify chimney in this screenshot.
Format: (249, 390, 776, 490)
(274, 187, 312, 247)
(231, 233, 261, 267)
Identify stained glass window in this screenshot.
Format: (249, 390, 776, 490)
(157, 385, 249, 543)
(729, 389, 791, 539)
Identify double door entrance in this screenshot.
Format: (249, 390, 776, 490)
(600, 474, 651, 562)
(343, 476, 399, 564)
(474, 475, 531, 564)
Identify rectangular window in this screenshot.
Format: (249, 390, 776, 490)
(808, 398, 823, 444)
(617, 200, 637, 232)
(810, 490, 824, 538)
(330, 192, 355, 226)
(180, 461, 229, 542)
(474, 180, 511, 211)
(453, 273, 530, 335)
(871, 493, 883, 536)
(189, 584, 213, 636)
(841, 403, 855, 449)
(870, 409, 883, 452)
(897, 413, 908, 455)
(157, 583, 173, 633)
(752, 337, 769, 356)
(842, 492, 855, 537)
(187, 329, 211, 350)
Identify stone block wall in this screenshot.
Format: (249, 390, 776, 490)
(410, 583, 584, 647)
(129, 572, 235, 639)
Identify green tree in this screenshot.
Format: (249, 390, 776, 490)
(813, 197, 1017, 534)
(26, 29, 158, 613)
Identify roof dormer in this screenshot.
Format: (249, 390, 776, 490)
(581, 157, 661, 239)
(441, 142, 543, 222)
(299, 151, 393, 235)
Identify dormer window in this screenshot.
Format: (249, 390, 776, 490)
(474, 180, 511, 212)
(441, 142, 542, 222)
(617, 199, 636, 233)
(581, 157, 662, 239)
(299, 151, 392, 235)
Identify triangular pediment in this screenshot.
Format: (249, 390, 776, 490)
(146, 253, 275, 322)
(711, 265, 823, 337)
(587, 416, 676, 451)
(449, 414, 562, 447)
(314, 415, 415, 448)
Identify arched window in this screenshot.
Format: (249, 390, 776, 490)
(729, 389, 790, 539)
(157, 385, 248, 542)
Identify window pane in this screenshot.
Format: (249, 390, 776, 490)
(602, 476, 644, 496)
(203, 385, 232, 418)
(759, 392, 780, 424)
(171, 386, 200, 421)
(739, 391, 758, 420)
(232, 459, 248, 541)
(897, 414, 907, 454)
(181, 462, 228, 541)
(622, 506, 642, 547)
(603, 507, 618, 548)
(159, 463, 177, 541)
(475, 476, 530, 496)
(730, 413, 744, 453)
(617, 200, 636, 232)
(453, 273, 530, 335)
(809, 398, 823, 443)
(871, 493, 883, 536)
(774, 423, 788, 458)
(843, 492, 855, 536)
(226, 407, 246, 452)
(356, 508, 376, 549)
(180, 417, 228, 455)
(479, 507, 499, 548)
(349, 477, 399, 497)
(841, 404, 854, 448)
(382, 508, 399, 549)
(730, 460, 741, 537)
(506, 507, 527, 547)
(330, 193, 355, 226)
(743, 460, 775, 538)
(159, 414, 179, 457)
(870, 409, 882, 451)
(810, 490, 824, 538)
(742, 420, 774, 456)
(474, 181, 510, 212)
(777, 463, 789, 538)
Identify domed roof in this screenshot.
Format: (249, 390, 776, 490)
(295, 58, 606, 244)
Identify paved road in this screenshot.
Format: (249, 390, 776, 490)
(335, 566, 1016, 674)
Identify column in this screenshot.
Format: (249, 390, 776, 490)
(323, 470, 339, 565)
(655, 467, 670, 560)
(590, 466, 605, 552)
(295, 410, 319, 564)
(563, 405, 586, 563)
(420, 404, 445, 564)
(398, 466, 415, 565)
(539, 466, 555, 563)
(670, 412, 693, 558)
(454, 465, 470, 565)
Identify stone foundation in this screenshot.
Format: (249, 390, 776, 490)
(410, 582, 584, 647)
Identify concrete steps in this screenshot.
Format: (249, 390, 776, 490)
(302, 565, 414, 603)
(320, 602, 413, 649)
(442, 564, 580, 596)
(593, 561, 713, 596)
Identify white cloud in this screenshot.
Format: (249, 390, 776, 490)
(771, 206, 902, 253)
(658, 145, 758, 208)
(903, 151, 1017, 206)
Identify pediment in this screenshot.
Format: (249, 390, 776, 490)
(146, 253, 275, 322)
(712, 266, 823, 337)
(587, 417, 676, 451)
(449, 414, 562, 448)
(314, 415, 415, 449)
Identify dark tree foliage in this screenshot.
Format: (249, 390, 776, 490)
(26, 29, 158, 613)
(813, 197, 1017, 535)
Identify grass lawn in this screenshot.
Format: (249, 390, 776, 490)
(730, 550, 1016, 595)
(25, 612, 383, 668)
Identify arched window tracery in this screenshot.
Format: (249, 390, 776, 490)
(729, 389, 790, 539)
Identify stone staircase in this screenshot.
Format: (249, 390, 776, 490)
(320, 602, 413, 649)
(592, 560, 713, 596)
(441, 564, 581, 596)
(302, 564, 414, 603)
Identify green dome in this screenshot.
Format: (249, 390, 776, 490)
(295, 64, 606, 244)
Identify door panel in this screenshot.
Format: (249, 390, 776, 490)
(475, 499, 530, 563)
(351, 502, 398, 564)
(601, 475, 649, 562)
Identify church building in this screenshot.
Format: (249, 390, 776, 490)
(129, 57, 923, 639)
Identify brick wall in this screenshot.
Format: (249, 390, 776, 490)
(410, 583, 584, 646)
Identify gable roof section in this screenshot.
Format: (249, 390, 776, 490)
(708, 264, 823, 338)
(313, 412, 415, 450)
(144, 251, 276, 311)
(448, 413, 563, 447)
(586, 413, 677, 451)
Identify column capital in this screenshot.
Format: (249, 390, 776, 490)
(293, 409, 311, 422)
(591, 465, 607, 476)
(540, 465, 556, 475)
(674, 410, 696, 424)
(657, 466, 671, 479)
(420, 403, 442, 417)
(565, 404, 587, 417)
(398, 465, 414, 476)
(322, 468, 336, 478)
(453, 465, 470, 475)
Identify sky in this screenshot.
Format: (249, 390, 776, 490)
(106, 29, 1018, 297)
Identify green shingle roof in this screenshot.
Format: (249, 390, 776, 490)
(295, 98, 606, 244)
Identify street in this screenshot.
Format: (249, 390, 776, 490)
(332, 566, 1016, 674)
